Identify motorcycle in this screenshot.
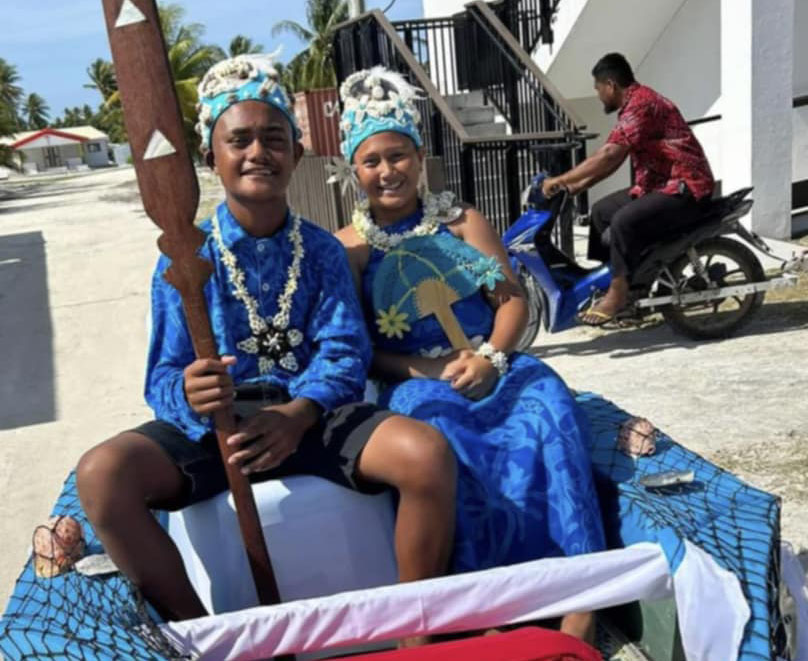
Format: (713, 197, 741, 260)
(505, 171, 805, 349)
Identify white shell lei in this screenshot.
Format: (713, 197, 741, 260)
(352, 191, 464, 252)
(211, 210, 305, 374)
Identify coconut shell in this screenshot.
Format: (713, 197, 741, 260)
(32, 515, 86, 578)
(618, 417, 657, 457)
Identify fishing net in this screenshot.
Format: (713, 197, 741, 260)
(0, 393, 787, 660)
(0, 473, 186, 660)
(577, 392, 787, 660)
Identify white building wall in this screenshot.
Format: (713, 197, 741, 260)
(793, 0, 808, 188)
(423, 0, 805, 229)
(634, 0, 720, 120)
(84, 139, 110, 168)
(575, 0, 721, 204)
(538, 0, 803, 234)
(24, 149, 46, 172)
(422, 0, 476, 17)
(795, 0, 808, 95)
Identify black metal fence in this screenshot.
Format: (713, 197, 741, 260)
(334, 8, 590, 237)
(489, 0, 559, 53)
(392, 6, 572, 135)
(464, 2, 574, 135)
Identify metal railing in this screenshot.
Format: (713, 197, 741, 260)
(391, 5, 579, 133)
(464, 2, 582, 134)
(333, 9, 590, 234)
(489, 0, 560, 53)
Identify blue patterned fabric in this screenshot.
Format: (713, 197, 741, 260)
(341, 111, 423, 163)
(361, 209, 606, 571)
(580, 393, 782, 660)
(0, 400, 783, 660)
(146, 203, 371, 441)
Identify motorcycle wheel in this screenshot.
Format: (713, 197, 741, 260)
(515, 265, 543, 352)
(658, 237, 765, 340)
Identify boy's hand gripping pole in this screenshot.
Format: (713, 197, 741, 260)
(100, 0, 282, 608)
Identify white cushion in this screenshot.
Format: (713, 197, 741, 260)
(167, 475, 398, 615)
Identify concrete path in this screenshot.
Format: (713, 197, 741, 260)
(1, 167, 806, 612)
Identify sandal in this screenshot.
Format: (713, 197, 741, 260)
(577, 309, 615, 326)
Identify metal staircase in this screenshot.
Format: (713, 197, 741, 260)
(333, 0, 590, 237)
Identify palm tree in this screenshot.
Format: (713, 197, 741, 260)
(95, 104, 127, 143)
(105, 2, 221, 155)
(228, 35, 264, 57)
(158, 2, 206, 50)
(0, 102, 18, 168)
(0, 58, 23, 131)
(23, 93, 49, 130)
(82, 104, 95, 124)
(166, 37, 221, 117)
(0, 58, 23, 109)
(272, 0, 349, 91)
(84, 58, 118, 102)
(54, 106, 89, 128)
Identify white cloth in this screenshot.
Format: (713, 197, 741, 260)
(165, 475, 764, 661)
(673, 540, 749, 661)
(162, 543, 673, 660)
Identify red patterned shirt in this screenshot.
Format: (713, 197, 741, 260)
(606, 83, 714, 200)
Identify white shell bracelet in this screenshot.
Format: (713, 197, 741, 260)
(476, 342, 509, 377)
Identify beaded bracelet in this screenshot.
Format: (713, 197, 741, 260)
(475, 342, 509, 377)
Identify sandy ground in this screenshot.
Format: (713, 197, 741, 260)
(1, 167, 806, 612)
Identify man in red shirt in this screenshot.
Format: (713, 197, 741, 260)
(543, 53, 715, 325)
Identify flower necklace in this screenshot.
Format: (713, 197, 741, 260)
(211, 207, 305, 374)
(352, 190, 463, 252)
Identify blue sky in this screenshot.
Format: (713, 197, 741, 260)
(3, 0, 423, 120)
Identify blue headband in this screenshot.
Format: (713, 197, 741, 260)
(196, 55, 301, 149)
(339, 67, 424, 163)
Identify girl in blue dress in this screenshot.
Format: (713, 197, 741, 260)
(333, 67, 605, 641)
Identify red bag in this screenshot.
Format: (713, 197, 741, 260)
(331, 626, 603, 660)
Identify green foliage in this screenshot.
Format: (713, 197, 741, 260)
(84, 59, 118, 102)
(0, 57, 24, 132)
(22, 93, 49, 130)
(0, 101, 17, 168)
(272, 0, 349, 91)
(0, 58, 23, 110)
(0, 58, 51, 168)
(158, 2, 206, 50)
(228, 35, 264, 57)
(94, 105, 128, 143)
(93, 2, 224, 155)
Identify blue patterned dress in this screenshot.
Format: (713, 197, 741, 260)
(362, 209, 606, 572)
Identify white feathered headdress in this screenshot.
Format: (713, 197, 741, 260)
(337, 66, 425, 162)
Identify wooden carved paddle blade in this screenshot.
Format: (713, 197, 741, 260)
(415, 278, 472, 350)
(101, 0, 199, 235)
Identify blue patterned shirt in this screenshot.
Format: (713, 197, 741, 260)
(145, 203, 371, 441)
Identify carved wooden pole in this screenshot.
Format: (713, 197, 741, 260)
(100, 0, 282, 607)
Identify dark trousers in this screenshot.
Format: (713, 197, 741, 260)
(587, 189, 704, 278)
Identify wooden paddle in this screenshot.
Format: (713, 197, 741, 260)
(99, 0, 282, 608)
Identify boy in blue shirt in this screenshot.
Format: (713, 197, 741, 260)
(76, 54, 456, 624)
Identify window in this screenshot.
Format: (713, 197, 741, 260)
(87, 143, 101, 152)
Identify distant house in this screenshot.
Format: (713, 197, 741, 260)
(0, 126, 111, 173)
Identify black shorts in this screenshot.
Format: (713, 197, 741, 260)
(131, 402, 394, 508)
